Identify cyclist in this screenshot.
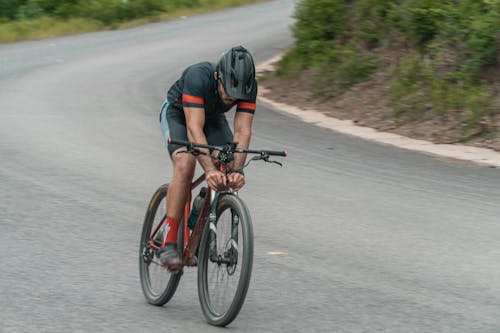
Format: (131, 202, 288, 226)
(158, 46, 258, 269)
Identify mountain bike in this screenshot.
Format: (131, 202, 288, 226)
(139, 139, 287, 326)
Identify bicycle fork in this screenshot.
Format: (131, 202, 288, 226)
(209, 191, 239, 268)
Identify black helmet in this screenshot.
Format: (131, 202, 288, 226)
(217, 46, 257, 100)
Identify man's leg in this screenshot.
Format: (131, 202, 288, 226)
(158, 151, 195, 270)
(158, 103, 195, 268)
(163, 149, 196, 246)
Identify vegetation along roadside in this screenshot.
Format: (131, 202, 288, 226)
(0, 0, 266, 42)
(258, 0, 500, 152)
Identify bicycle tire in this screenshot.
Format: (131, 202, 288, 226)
(139, 184, 183, 306)
(197, 194, 254, 326)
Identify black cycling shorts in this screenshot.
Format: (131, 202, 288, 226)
(160, 100, 233, 156)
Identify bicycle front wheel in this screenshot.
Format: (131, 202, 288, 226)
(139, 184, 183, 306)
(197, 194, 254, 326)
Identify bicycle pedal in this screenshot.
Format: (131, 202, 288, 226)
(170, 267, 183, 275)
(164, 264, 183, 273)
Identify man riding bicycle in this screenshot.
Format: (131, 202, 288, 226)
(158, 46, 258, 269)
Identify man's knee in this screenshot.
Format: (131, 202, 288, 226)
(172, 152, 196, 179)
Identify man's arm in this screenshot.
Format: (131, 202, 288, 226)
(232, 111, 254, 170)
(184, 106, 226, 190)
(228, 111, 254, 191)
(184, 106, 215, 172)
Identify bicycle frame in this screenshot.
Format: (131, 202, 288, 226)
(147, 168, 226, 268)
(181, 172, 211, 266)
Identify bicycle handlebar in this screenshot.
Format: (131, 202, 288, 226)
(168, 138, 288, 157)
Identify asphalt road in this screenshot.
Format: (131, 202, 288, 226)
(2, 1, 500, 332)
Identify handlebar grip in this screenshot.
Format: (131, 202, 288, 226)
(264, 150, 288, 157)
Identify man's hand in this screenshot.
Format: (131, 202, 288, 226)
(205, 169, 227, 191)
(228, 172, 245, 192)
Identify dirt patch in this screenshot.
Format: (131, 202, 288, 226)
(258, 62, 500, 152)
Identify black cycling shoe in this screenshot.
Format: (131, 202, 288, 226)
(158, 243, 182, 271)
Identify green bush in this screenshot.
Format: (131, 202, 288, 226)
(292, 0, 347, 62)
(276, 47, 307, 78)
(276, 0, 499, 133)
(407, 0, 446, 44)
(352, 0, 400, 48)
(314, 43, 376, 98)
(390, 52, 496, 133)
(0, 0, 26, 20)
(389, 54, 430, 119)
(284, 0, 378, 97)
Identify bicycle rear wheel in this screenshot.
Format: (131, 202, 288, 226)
(139, 184, 183, 306)
(197, 194, 253, 326)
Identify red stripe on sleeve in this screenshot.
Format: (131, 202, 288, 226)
(237, 102, 256, 110)
(182, 94, 204, 104)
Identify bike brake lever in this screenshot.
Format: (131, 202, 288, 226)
(260, 155, 283, 167)
(268, 160, 283, 167)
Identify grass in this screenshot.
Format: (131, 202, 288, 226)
(0, 0, 268, 43)
(0, 17, 104, 42)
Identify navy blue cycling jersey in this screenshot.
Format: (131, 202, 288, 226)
(166, 62, 257, 117)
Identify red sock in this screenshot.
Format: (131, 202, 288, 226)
(162, 217, 180, 247)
